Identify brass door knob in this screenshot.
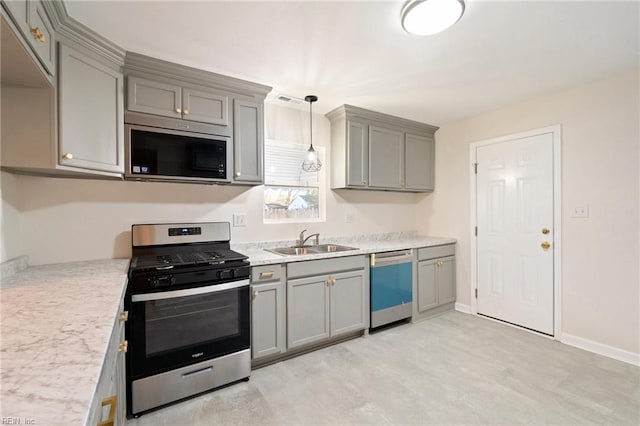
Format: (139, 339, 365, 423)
(62, 153, 73, 160)
(542, 228, 550, 235)
(541, 241, 551, 250)
(30, 27, 45, 43)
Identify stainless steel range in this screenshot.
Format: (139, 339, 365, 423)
(125, 222, 250, 417)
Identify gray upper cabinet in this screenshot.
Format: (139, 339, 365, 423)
(368, 125, 403, 189)
(405, 133, 434, 191)
(127, 76, 181, 119)
(2, 0, 55, 77)
(58, 43, 124, 174)
(124, 52, 271, 186)
(346, 120, 368, 187)
(233, 99, 263, 184)
(127, 75, 230, 126)
(326, 104, 438, 193)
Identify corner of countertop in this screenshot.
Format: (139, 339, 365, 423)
(1, 255, 29, 280)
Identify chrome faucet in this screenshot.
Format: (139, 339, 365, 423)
(298, 229, 320, 247)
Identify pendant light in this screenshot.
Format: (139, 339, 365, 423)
(401, 0, 465, 36)
(302, 95, 322, 172)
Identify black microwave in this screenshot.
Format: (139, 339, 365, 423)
(125, 122, 232, 184)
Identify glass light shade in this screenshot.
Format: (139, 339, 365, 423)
(401, 0, 465, 36)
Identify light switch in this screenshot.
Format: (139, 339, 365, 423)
(571, 204, 589, 218)
(233, 213, 247, 227)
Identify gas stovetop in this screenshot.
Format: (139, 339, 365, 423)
(130, 248, 247, 273)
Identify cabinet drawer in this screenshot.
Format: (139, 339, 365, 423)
(251, 265, 282, 283)
(418, 244, 455, 261)
(287, 255, 365, 279)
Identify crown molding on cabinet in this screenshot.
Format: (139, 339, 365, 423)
(325, 104, 439, 135)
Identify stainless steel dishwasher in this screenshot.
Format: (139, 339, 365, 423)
(370, 250, 413, 329)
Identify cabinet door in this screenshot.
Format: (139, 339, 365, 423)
(369, 125, 403, 189)
(127, 76, 181, 119)
(251, 281, 285, 359)
(346, 120, 368, 187)
(233, 99, 263, 183)
(437, 256, 456, 305)
(287, 275, 330, 349)
(405, 133, 434, 191)
(58, 44, 124, 173)
(330, 270, 366, 336)
(183, 88, 228, 125)
(417, 259, 438, 312)
(27, 1, 54, 75)
(3, 1, 28, 36)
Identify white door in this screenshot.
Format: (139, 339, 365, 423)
(476, 132, 554, 335)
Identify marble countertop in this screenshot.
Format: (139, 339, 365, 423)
(0, 258, 130, 425)
(0, 232, 454, 425)
(233, 233, 456, 266)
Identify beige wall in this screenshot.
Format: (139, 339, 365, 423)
(417, 70, 640, 354)
(1, 103, 421, 265)
(1, 171, 23, 262)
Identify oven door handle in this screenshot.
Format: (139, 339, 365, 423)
(131, 279, 249, 302)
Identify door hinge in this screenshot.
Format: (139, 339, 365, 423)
(475, 288, 478, 299)
(475, 226, 477, 236)
(473, 163, 478, 174)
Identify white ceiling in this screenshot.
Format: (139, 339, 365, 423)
(65, 0, 639, 126)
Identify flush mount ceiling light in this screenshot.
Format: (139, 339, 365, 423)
(401, 0, 465, 36)
(302, 95, 322, 172)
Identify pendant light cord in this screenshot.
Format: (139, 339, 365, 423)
(309, 100, 313, 149)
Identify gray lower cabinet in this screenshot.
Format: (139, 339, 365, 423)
(417, 245, 456, 314)
(250, 265, 285, 360)
(86, 302, 127, 426)
(326, 104, 438, 193)
(287, 256, 366, 350)
(233, 99, 264, 184)
(58, 43, 124, 174)
(127, 75, 229, 126)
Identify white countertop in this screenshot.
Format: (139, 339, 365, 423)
(0, 258, 130, 425)
(233, 233, 456, 266)
(0, 233, 454, 425)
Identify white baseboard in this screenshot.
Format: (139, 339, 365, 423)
(560, 333, 640, 366)
(454, 303, 471, 314)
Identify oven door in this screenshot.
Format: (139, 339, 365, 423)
(128, 279, 250, 380)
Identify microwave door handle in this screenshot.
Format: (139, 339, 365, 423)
(131, 279, 249, 302)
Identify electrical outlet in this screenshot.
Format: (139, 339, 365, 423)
(233, 213, 247, 227)
(571, 204, 589, 218)
(345, 212, 353, 223)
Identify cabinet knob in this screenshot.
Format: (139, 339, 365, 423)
(119, 340, 128, 353)
(542, 228, 550, 235)
(176, 108, 182, 114)
(119, 311, 128, 323)
(62, 153, 73, 160)
(235, 172, 241, 178)
(332, 278, 336, 286)
(541, 241, 551, 250)
(362, 180, 367, 184)
(30, 27, 46, 43)
(325, 278, 330, 287)
(183, 109, 189, 115)
(252, 290, 259, 299)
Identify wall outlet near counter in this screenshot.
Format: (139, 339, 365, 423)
(345, 212, 354, 223)
(233, 213, 247, 227)
(571, 204, 589, 218)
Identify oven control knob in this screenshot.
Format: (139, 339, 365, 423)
(219, 269, 234, 280)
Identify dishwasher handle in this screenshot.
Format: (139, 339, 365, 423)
(371, 250, 413, 267)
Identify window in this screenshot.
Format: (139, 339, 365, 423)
(263, 140, 325, 223)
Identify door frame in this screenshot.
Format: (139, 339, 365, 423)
(469, 125, 562, 338)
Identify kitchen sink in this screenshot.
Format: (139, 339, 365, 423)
(266, 244, 358, 256)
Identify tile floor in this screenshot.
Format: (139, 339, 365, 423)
(127, 311, 640, 425)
